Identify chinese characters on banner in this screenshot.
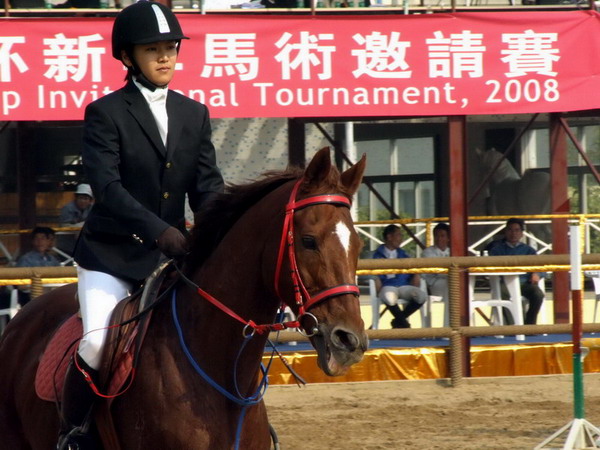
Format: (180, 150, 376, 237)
(1, 11, 600, 120)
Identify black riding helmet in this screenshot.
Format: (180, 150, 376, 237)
(112, 0, 189, 60)
(112, 1, 189, 89)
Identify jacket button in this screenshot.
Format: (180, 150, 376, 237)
(163, 192, 170, 199)
(165, 162, 172, 169)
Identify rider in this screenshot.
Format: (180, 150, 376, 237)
(58, 2, 224, 448)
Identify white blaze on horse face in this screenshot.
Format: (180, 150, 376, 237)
(334, 221, 351, 256)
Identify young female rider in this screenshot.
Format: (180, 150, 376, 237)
(58, 2, 224, 447)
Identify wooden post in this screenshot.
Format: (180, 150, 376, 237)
(30, 274, 44, 299)
(550, 113, 570, 324)
(448, 264, 464, 386)
(447, 115, 470, 377)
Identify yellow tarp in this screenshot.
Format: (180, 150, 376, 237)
(263, 343, 600, 385)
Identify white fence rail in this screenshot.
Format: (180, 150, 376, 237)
(354, 214, 600, 257)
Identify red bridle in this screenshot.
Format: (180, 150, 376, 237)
(273, 177, 360, 320)
(191, 177, 359, 336)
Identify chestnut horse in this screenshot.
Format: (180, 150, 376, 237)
(0, 147, 368, 449)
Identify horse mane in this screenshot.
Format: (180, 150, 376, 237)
(185, 167, 304, 270)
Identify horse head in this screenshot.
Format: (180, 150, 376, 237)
(284, 147, 368, 376)
(186, 146, 367, 379)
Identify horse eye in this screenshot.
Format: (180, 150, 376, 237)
(301, 236, 317, 250)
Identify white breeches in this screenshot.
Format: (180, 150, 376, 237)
(76, 267, 133, 370)
(379, 285, 427, 306)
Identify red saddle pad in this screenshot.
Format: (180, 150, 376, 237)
(35, 315, 81, 402)
(35, 315, 134, 402)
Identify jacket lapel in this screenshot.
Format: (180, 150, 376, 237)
(123, 82, 167, 159)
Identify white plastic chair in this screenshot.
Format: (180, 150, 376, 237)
(592, 278, 600, 323)
(469, 273, 525, 340)
(369, 278, 431, 329)
(469, 273, 546, 340)
(0, 288, 20, 335)
(584, 271, 600, 322)
(422, 276, 448, 328)
(491, 276, 546, 325)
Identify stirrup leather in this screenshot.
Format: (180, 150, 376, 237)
(57, 426, 86, 450)
(139, 259, 174, 312)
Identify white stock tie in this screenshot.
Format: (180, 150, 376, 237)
(134, 80, 169, 147)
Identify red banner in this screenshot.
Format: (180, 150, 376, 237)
(1, 11, 600, 120)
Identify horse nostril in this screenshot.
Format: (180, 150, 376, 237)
(333, 328, 360, 352)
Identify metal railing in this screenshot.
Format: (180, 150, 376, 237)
(354, 213, 600, 256)
(280, 253, 600, 386)
(3, 213, 600, 267)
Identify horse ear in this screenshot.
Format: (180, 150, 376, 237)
(304, 147, 332, 185)
(340, 153, 366, 196)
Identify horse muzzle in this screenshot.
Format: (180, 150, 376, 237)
(311, 323, 368, 377)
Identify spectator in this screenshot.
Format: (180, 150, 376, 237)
(488, 218, 545, 325)
(15, 226, 60, 306)
(16, 226, 60, 268)
(372, 224, 428, 328)
(57, 183, 94, 255)
(482, 233, 503, 256)
(421, 222, 450, 301)
(59, 183, 94, 227)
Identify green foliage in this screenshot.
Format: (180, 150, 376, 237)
(569, 183, 600, 253)
(584, 185, 600, 253)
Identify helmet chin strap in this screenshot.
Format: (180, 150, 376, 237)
(135, 72, 164, 91)
(126, 56, 164, 92)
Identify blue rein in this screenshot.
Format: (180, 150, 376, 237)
(171, 289, 274, 449)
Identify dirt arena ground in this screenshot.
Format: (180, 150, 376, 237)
(264, 374, 600, 449)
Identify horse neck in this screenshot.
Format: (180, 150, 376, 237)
(174, 182, 293, 389)
(202, 180, 291, 313)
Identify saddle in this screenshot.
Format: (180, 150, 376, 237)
(35, 260, 177, 403)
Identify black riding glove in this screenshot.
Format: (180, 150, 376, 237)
(156, 226, 189, 257)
